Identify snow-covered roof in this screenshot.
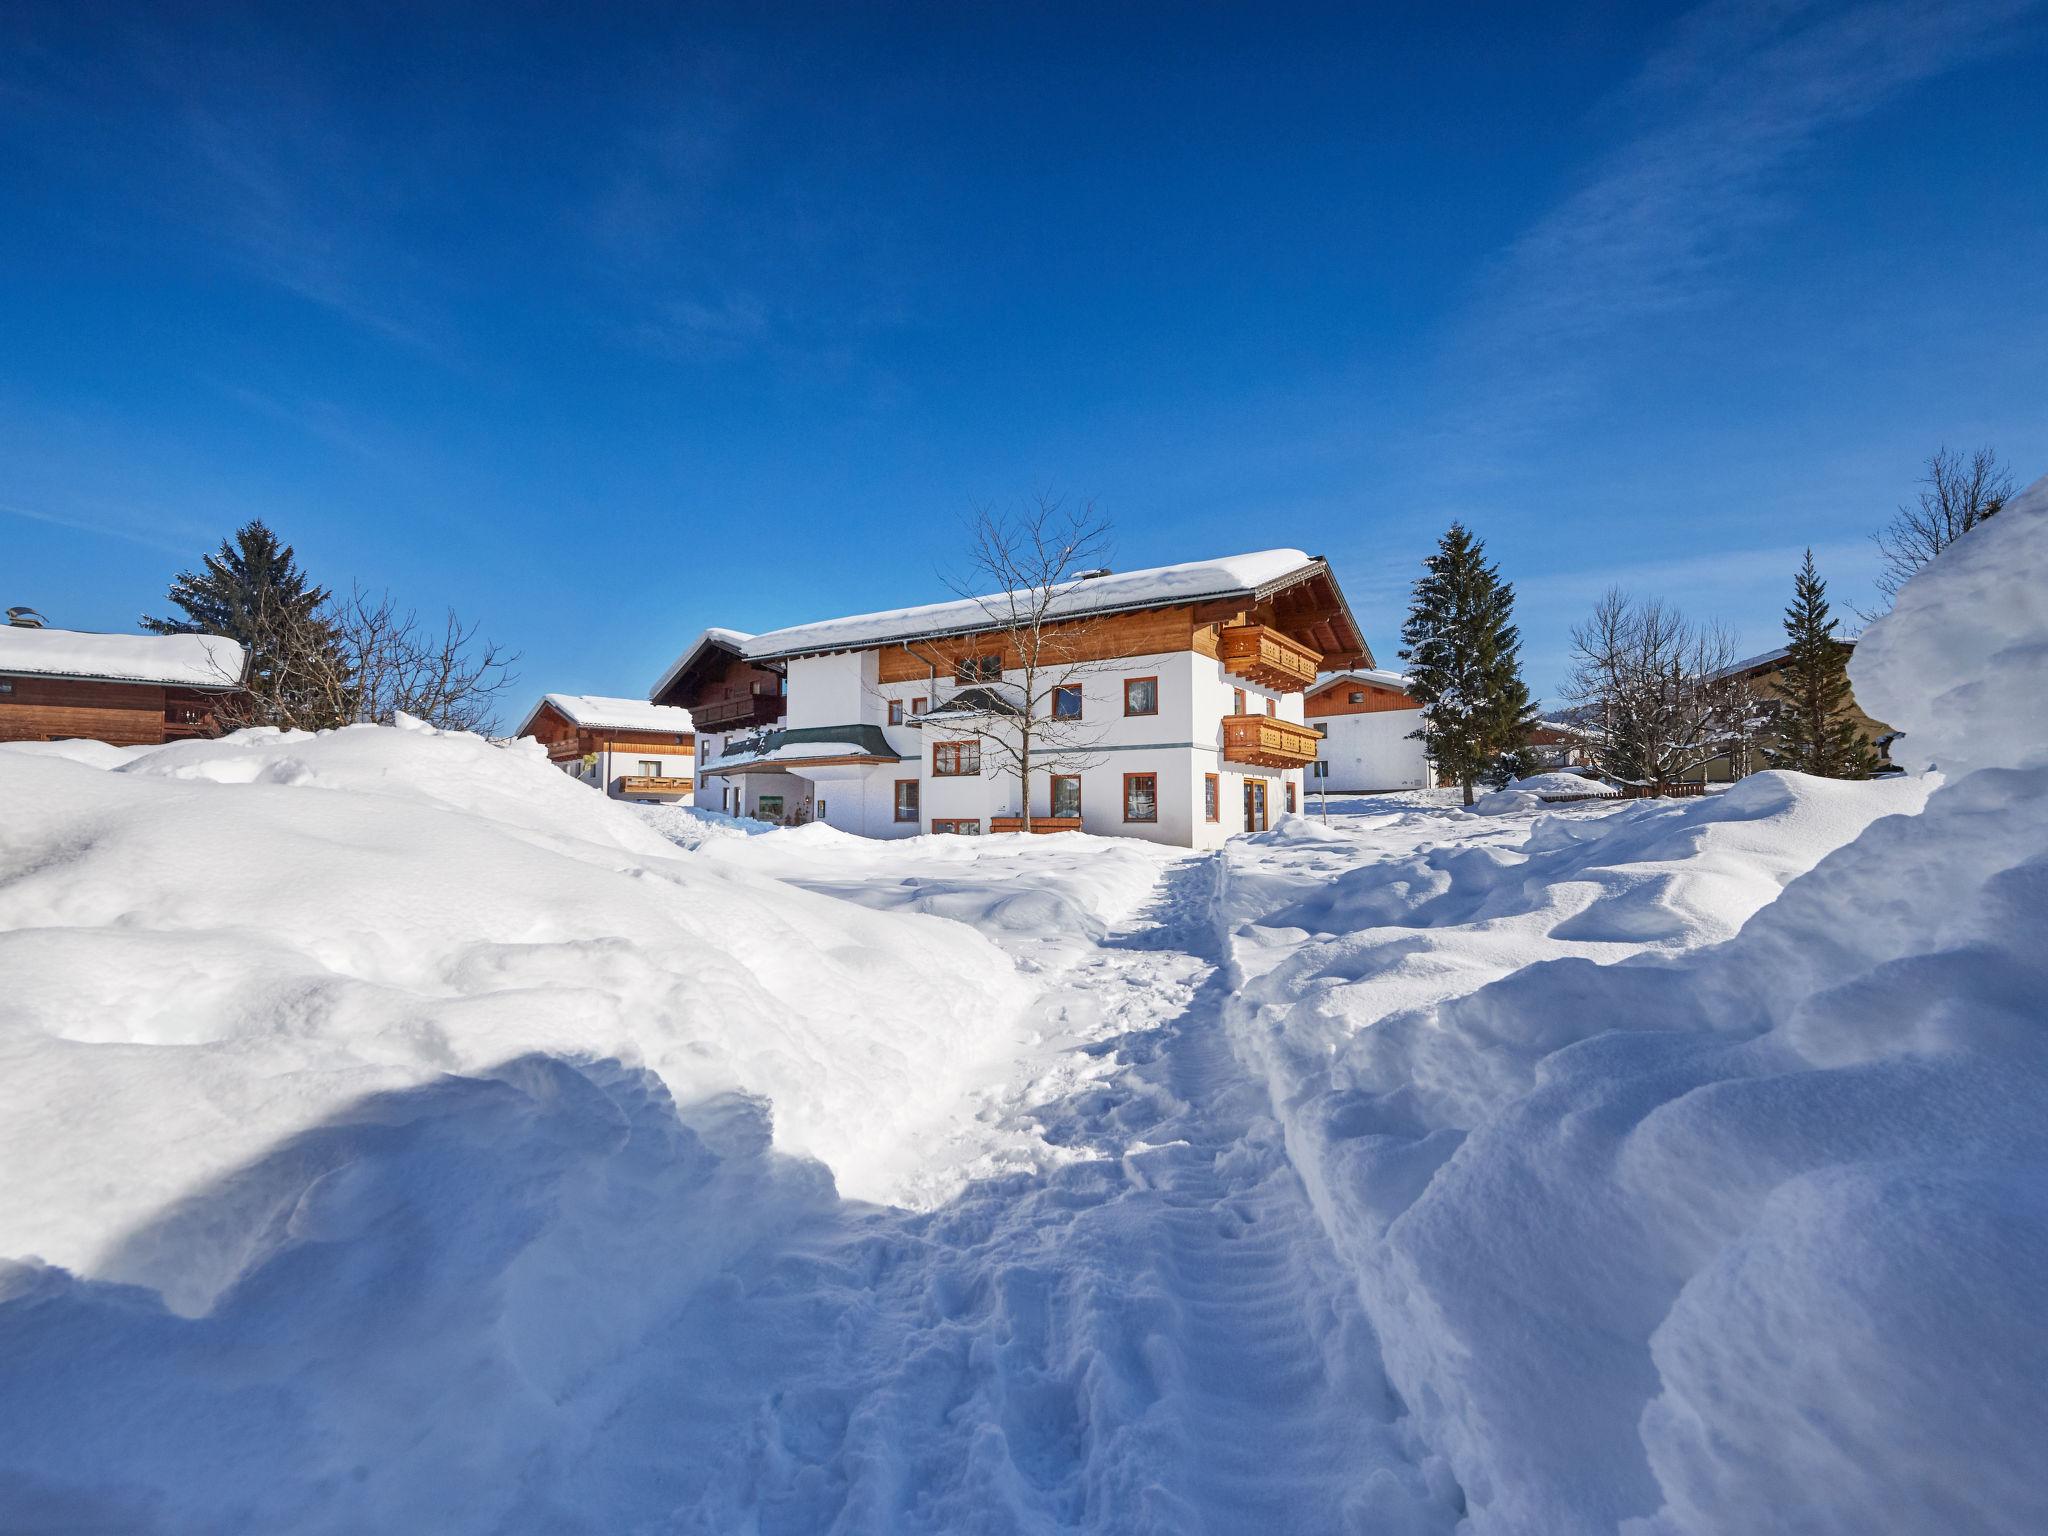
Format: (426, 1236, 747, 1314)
(743, 550, 1330, 661)
(1310, 667, 1413, 697)
(1711, 636, 1856, 683)
(646, 627, 755, 704)
(0, 625, 246, 689)
(519, 694, 694, 736)
(701, 724, 901, 774)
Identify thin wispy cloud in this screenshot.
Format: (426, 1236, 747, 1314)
(0, 500, 191, 555)
(1441, 0, 2041, 458)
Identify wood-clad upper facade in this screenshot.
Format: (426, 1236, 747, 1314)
(0, 624, 248, 746)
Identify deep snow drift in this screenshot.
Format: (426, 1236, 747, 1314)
(1222, 476, 2048, 1535)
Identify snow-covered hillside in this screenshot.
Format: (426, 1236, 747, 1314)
(0, 477, 2042, 1532)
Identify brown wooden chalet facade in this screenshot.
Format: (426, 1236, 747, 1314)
(0, 614, 248, 746)
(648, 629, 786, 734)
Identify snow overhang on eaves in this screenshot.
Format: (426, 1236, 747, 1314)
(646, 627, 756, 704)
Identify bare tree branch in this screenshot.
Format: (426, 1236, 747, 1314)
(1866, 445, 2013, 616)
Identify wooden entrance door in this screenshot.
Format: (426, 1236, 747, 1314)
(1243, 778, 1268, 832)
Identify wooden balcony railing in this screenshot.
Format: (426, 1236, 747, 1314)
(1217, 624, 1321, 692)
(616, 775, 694, 798)
(690, 689, 786, 732)
(1220, 713, 1321, 768)
(989, 815, 1084, 834)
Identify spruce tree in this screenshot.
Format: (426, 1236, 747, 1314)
(1400, 523, 1539, 805)
(1767, 550, 1876, 779)
(144, 521, 350, 729)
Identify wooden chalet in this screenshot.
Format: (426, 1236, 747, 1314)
(515, 693, 696, 801)
(0, 612, 248, 746)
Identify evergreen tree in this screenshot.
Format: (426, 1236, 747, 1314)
(1400, 523, 1539, 805)
(1767, 550, 1876, 779)
(144, 521, 351, 729)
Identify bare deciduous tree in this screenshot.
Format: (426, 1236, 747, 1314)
(1868, 445, 2013, 613)
(1564, 589, 1742, 791)
(333, 585, 520, 733)
(890, 496, 1116, 829)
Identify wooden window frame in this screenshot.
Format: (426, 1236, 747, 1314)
(1204, 773, 1219, 822)
(953, 654, 1002, 685)
(1233, 687, 1247, 716)
(1123, 772, 1159, 824)
(888, 699, 904, 725)
(932, 739, 981, 777)
(1050, 774, 1082, 820)
(1124, 676, 1159, 718)
(1265, 697, 1277, 717)
(1052, 683, 1084, 721)
(910, 696, 927, 715)
(932, 818, 982, 836)
(1285, 781, 1297, 813)
(893, 779, 921, 823)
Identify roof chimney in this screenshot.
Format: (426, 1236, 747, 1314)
(6, 606, 47, 629)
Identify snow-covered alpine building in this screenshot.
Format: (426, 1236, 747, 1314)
(650, 549, 1373, 848)
(1303, 669, 1436, 793)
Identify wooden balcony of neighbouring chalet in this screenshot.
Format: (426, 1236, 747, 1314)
(988, 815, 1084, 834)
(688, 685, 786, 732)
(617, 775, 694, 798)
(1221, 713, 1321, 768)
(1217, 624, 1321, 692)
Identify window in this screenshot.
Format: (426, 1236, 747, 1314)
(638, 760, 661, 776)
(1052, 684, 1083, 720)
(954, 654, 1002, 684)
(1233, 687, 1247, 716)
(910, 696, 927, 715)
(1204, 773, 1219, 822)
(1349, 691, 1365, 704)
(817, 799, 828, 819)
(932, 818, 982, 836)
(1051, 775, 1082, 819)
(1123, 773, 1158, 823)
(721, 786, 732, 811)
(1265, 697, 1277, 717)
(933, 739, 981, 776)
(1311, 761, 1329, 780)
(1285, 782, 1297, 813)
(888, 699, 904, 725)
(1124, 677, 1158, 716)
(894, 779, 920, 822)
(758, 794, 784, 821)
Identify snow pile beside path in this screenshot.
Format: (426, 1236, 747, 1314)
(1508, 770, 1619, 797)
(0, 720, 1030, 1300)
(1222, 479, 2048, 1534)
(634, 797, 778, 848)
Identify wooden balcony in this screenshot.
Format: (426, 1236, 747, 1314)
(989, 815, 1084, 834)
(1221, 713, 1321, 768)
(690, 689, 786, 732)
(1218, 624, 1321, 692)
(616, 775, 693, 798)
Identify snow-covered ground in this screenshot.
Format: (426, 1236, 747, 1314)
(2, 480, 2044, 1532)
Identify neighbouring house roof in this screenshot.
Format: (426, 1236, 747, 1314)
(741, 549, 1368, 664)
(702, 723, 902, 775)
(1309, 667, 1413, 698)
(516, 693, 695, 737)
(646, 627, 756, 704)
(0, 626, 247, 690)
(1710, 637, 1857, 683)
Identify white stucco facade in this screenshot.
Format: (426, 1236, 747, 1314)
(705, 646, 1310, 848)
(1310, 707, 1434, 793)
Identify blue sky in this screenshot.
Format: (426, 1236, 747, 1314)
(4, 1, 2044, 714)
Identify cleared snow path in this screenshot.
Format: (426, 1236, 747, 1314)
(656, 855, 1455, 1533)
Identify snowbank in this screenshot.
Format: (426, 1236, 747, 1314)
(1220, 479, 2048, 1533)
(0, 718, 1031, 1314)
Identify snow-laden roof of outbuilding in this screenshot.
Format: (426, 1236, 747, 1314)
(1310, 667, 1413, 696)
(518, 694, 694, 736)
(742, 549, 1336, 662)
(701, 724, 901, 774)
(646, 627, 755, 704)
(1711, 635, 1858, 683)
(0, 626, 246, 689)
